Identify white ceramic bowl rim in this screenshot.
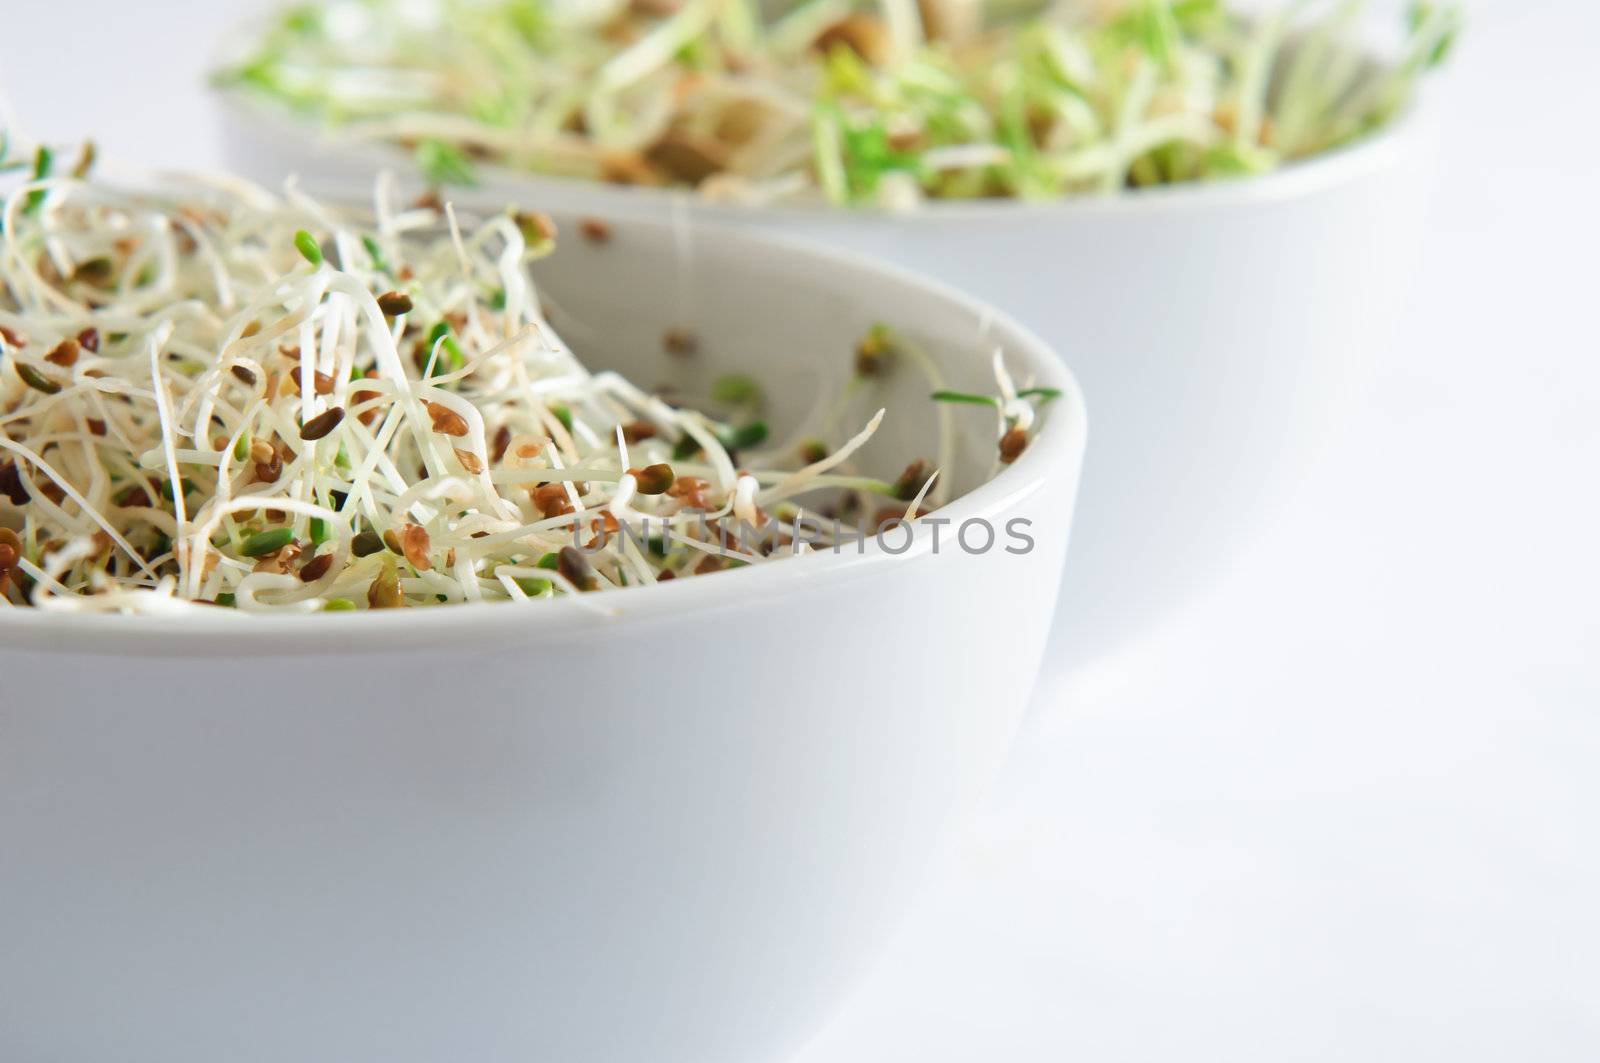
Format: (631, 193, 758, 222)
(0, 219, 1083, 653)
(216, 74, 1430, 222)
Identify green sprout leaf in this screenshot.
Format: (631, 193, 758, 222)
(415, 137, 477, 186)
(718, 421, 768, 451)
(23, 145, 53, 215)
(361, 234, 390, 274)
(293, 229, 323, 267)
(1018, 387, 1063, 402)
(930, 390, 1000, 407)
(711, 373, 761, 406)
(241, 527, 294, 557)
(426, 321, 465, 371)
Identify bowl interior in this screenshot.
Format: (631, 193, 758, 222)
(528, 212, 1056, 504)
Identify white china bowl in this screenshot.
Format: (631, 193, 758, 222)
(218, 79, 1433, 659)
(0, 215, 1085, 1063)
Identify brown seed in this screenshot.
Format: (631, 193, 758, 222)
(855, 327, 894, 377)
(644, 132, 729, 185)
(230, 364, 257, 386)
(454, 448, 485, 475)
(557, 546, 598, 591)
(351, 386, 383, 427)
(300, 407, 346, 441)
(253, 544, 302, 575)
(667, 476, 711, 511)
(491, 425, 512, 464)
(631, 463, 675, 495)
(599, 150, 664, 186)
(376, 290, 414, 316)
(578, 217, 611, 244)
(516, 211, 558, 245)
(76, 327, 100, 353)
(662, 327, 697, 357)
(0, 527, 21, 578)
(425, 401, 469, 437)
(588, 511, 620, 545)
(694, 553, 724, 575)
(657, 568, 676, 581)
(253, 452, 283, 484)
(444, 548, 456, 568)
(16, 363, 61, 394)
(71, 258, 115, 286)
(886, 126, 924, 153)
(86, 418, 106, 437)
(367, 560, 405, 609)
(351, 529, 385, 557)
(288, 366, 335, 395)
(45, 338, 79, 368)
(532, 482, 575, 518)
(621, 420, 657, 444)
(298, 552, 335, 582)
(892, 460, 932, 502)
(413, 189, 443, 212)
(116, 486, 151, 508)
(632, 0, 677, 24)
(400, 523, 432, 572)
(0, 325, 26, 349)
(0, 463, 28, 506)
(999, 426, 1029, 464)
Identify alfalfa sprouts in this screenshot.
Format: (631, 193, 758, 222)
(0, 138, 1055, 615)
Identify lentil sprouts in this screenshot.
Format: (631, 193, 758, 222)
(0, 148, 1046, 614)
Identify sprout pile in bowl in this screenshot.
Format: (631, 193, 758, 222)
(0, 137, 1064, 615)
(215, 0, 1460, 209)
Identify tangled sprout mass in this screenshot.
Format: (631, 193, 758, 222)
(0, 139, 1055, 614)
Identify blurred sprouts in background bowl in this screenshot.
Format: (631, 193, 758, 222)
(215, 0, 1460, 209)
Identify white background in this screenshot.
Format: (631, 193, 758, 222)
(6, 1, 1597, 1059)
